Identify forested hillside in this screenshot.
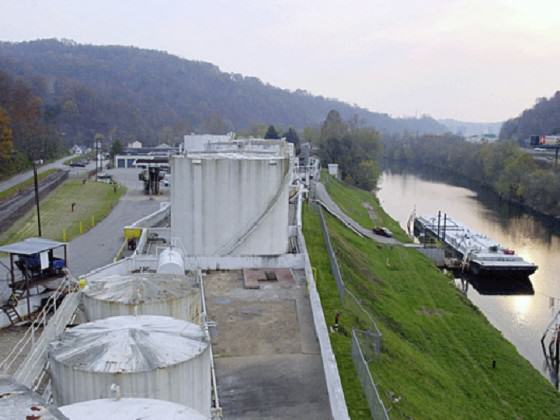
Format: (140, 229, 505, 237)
(0, 70, 65, 179)
(0, 39, 446, 146)
(500, 92, 560, 141)
(384, 134, 560, 216)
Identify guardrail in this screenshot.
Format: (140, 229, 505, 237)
(0, 272, 80, 390)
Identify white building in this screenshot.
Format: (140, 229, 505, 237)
(327, 163, 339, 178)
(128, 140, 143, 148)
(183, 133, 234, 152)
(171, 139, 293, 256)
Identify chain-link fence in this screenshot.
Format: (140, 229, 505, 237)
(314, 203, 388, 418)
(352, 329, 390, 420)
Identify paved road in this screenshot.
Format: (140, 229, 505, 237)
(68, 168, 168, 276)
(0, 155, 79, 193)
(314, 181, 400, 245)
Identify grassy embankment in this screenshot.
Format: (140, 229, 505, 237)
(321, 171, 409, 243)
(0, 179, 126, 245)
(0, 169, 59, 202)
(304, 177, 560, 419)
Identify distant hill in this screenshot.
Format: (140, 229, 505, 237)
(439, 119, 502, 137)
(500, 92, 560, 141)
(0, 39, 446, 146)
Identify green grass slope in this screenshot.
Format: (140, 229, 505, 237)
(304, 182, 560, 419)
(1, 179, 126, 244)
(321, 171, 409, 242)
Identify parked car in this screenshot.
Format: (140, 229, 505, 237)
(69, 160, 87, 167)
(373, 226, 393, 238)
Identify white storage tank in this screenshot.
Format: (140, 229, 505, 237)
(82, 273, 200, 323)
(60, 398, 208, 420)
(157, 247, 185, 275)
(0, 374, 68, 420)
(48, 315, 211, 417)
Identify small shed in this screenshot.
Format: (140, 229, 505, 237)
(0, 238, 67, 324)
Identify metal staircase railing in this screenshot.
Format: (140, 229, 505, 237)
(0, 271, 80, 390)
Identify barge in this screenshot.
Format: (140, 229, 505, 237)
(414, 214, 538, 277)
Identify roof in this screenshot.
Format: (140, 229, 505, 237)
(49, 315, 207, 372)
(0, 237, 66, 255)
(83, 273, 198, 304)
(0, 375, 68, 419)
(60, 398, 207, 420)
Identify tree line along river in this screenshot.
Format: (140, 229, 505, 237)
(377, 162, 560, 383)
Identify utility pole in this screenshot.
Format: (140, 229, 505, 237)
(32, 159, 43, 236)
(95, 138, 99, 180)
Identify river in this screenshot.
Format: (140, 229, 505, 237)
(377, 163, 560, 381)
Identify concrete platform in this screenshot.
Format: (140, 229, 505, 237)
(204, 269, 331, 420)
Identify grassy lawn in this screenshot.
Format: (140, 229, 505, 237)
(0, 169, 59, 202)
(321, 171, 409, 242)
(304, 182, 560, 419)
(0, 179, 126, 245)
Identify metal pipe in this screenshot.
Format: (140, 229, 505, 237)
(33, 162, 42, 237)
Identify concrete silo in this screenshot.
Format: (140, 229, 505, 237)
(48, 315, 211, 417)
(82, 273, 201, 323)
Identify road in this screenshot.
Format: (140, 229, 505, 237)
(0, 168, 168, 284)
(314, 181, 400, 245)
(67, 168, 168, 276)
(0, 155, 80, 193)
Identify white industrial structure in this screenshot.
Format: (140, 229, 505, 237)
(60, 398, 208, 420)
(82, 273, 201, 323)
(171, 139, 293, 256)
(0, 374, 68, 419)
(48, 315, 211, 416)
(327, 163, 339, 178)
(183, 133, 234, 152)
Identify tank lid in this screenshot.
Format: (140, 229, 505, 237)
(60, 398, 207, 420)
(0, 375, 68, 419)
(49, 315, 207, 373)
(83, 273, 197, 304)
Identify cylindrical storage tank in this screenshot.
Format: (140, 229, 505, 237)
(0, 374, 68, 420)
(158, 247, 185, 275)
(60, 398, 208, 420)
(48, 315, 211, 417)
(82, 273, 200, 323)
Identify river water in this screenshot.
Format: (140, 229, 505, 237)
(377, 164, 560, 380)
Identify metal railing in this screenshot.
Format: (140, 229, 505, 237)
(0, 272, 80, 390)
(352, 329, 389, 420)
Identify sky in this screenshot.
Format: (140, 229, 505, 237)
(1, 0, 559, 122)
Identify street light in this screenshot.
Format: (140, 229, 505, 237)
(32, 159, 43, 236)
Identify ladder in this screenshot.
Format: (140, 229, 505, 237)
(2, 305, 21, 325)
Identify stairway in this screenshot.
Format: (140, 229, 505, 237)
(2, 304, 22, 325)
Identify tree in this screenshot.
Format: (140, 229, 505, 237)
(320, 110, 347, 142)
(264, 125, 280, 139)
(0, 107, 14, 177)
(110, 139, 124, 158)
(284, 127, 300, 154)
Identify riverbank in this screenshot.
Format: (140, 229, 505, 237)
(304, 176, 560, 419)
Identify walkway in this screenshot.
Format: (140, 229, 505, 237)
(314, 182, 400, 245)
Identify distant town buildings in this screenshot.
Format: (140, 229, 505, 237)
(464, 134, 498, 144)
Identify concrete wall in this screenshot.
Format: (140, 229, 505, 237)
(171, 155, 290, 256)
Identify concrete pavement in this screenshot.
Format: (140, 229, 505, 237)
(67, 168, 168, 275)
(314, 181, 400, 245)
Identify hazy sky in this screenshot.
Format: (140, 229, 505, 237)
(1, 0, 559, 122)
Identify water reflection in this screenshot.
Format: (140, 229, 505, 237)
(378, 162, 560, 382)
(456, 274, 535, 296)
